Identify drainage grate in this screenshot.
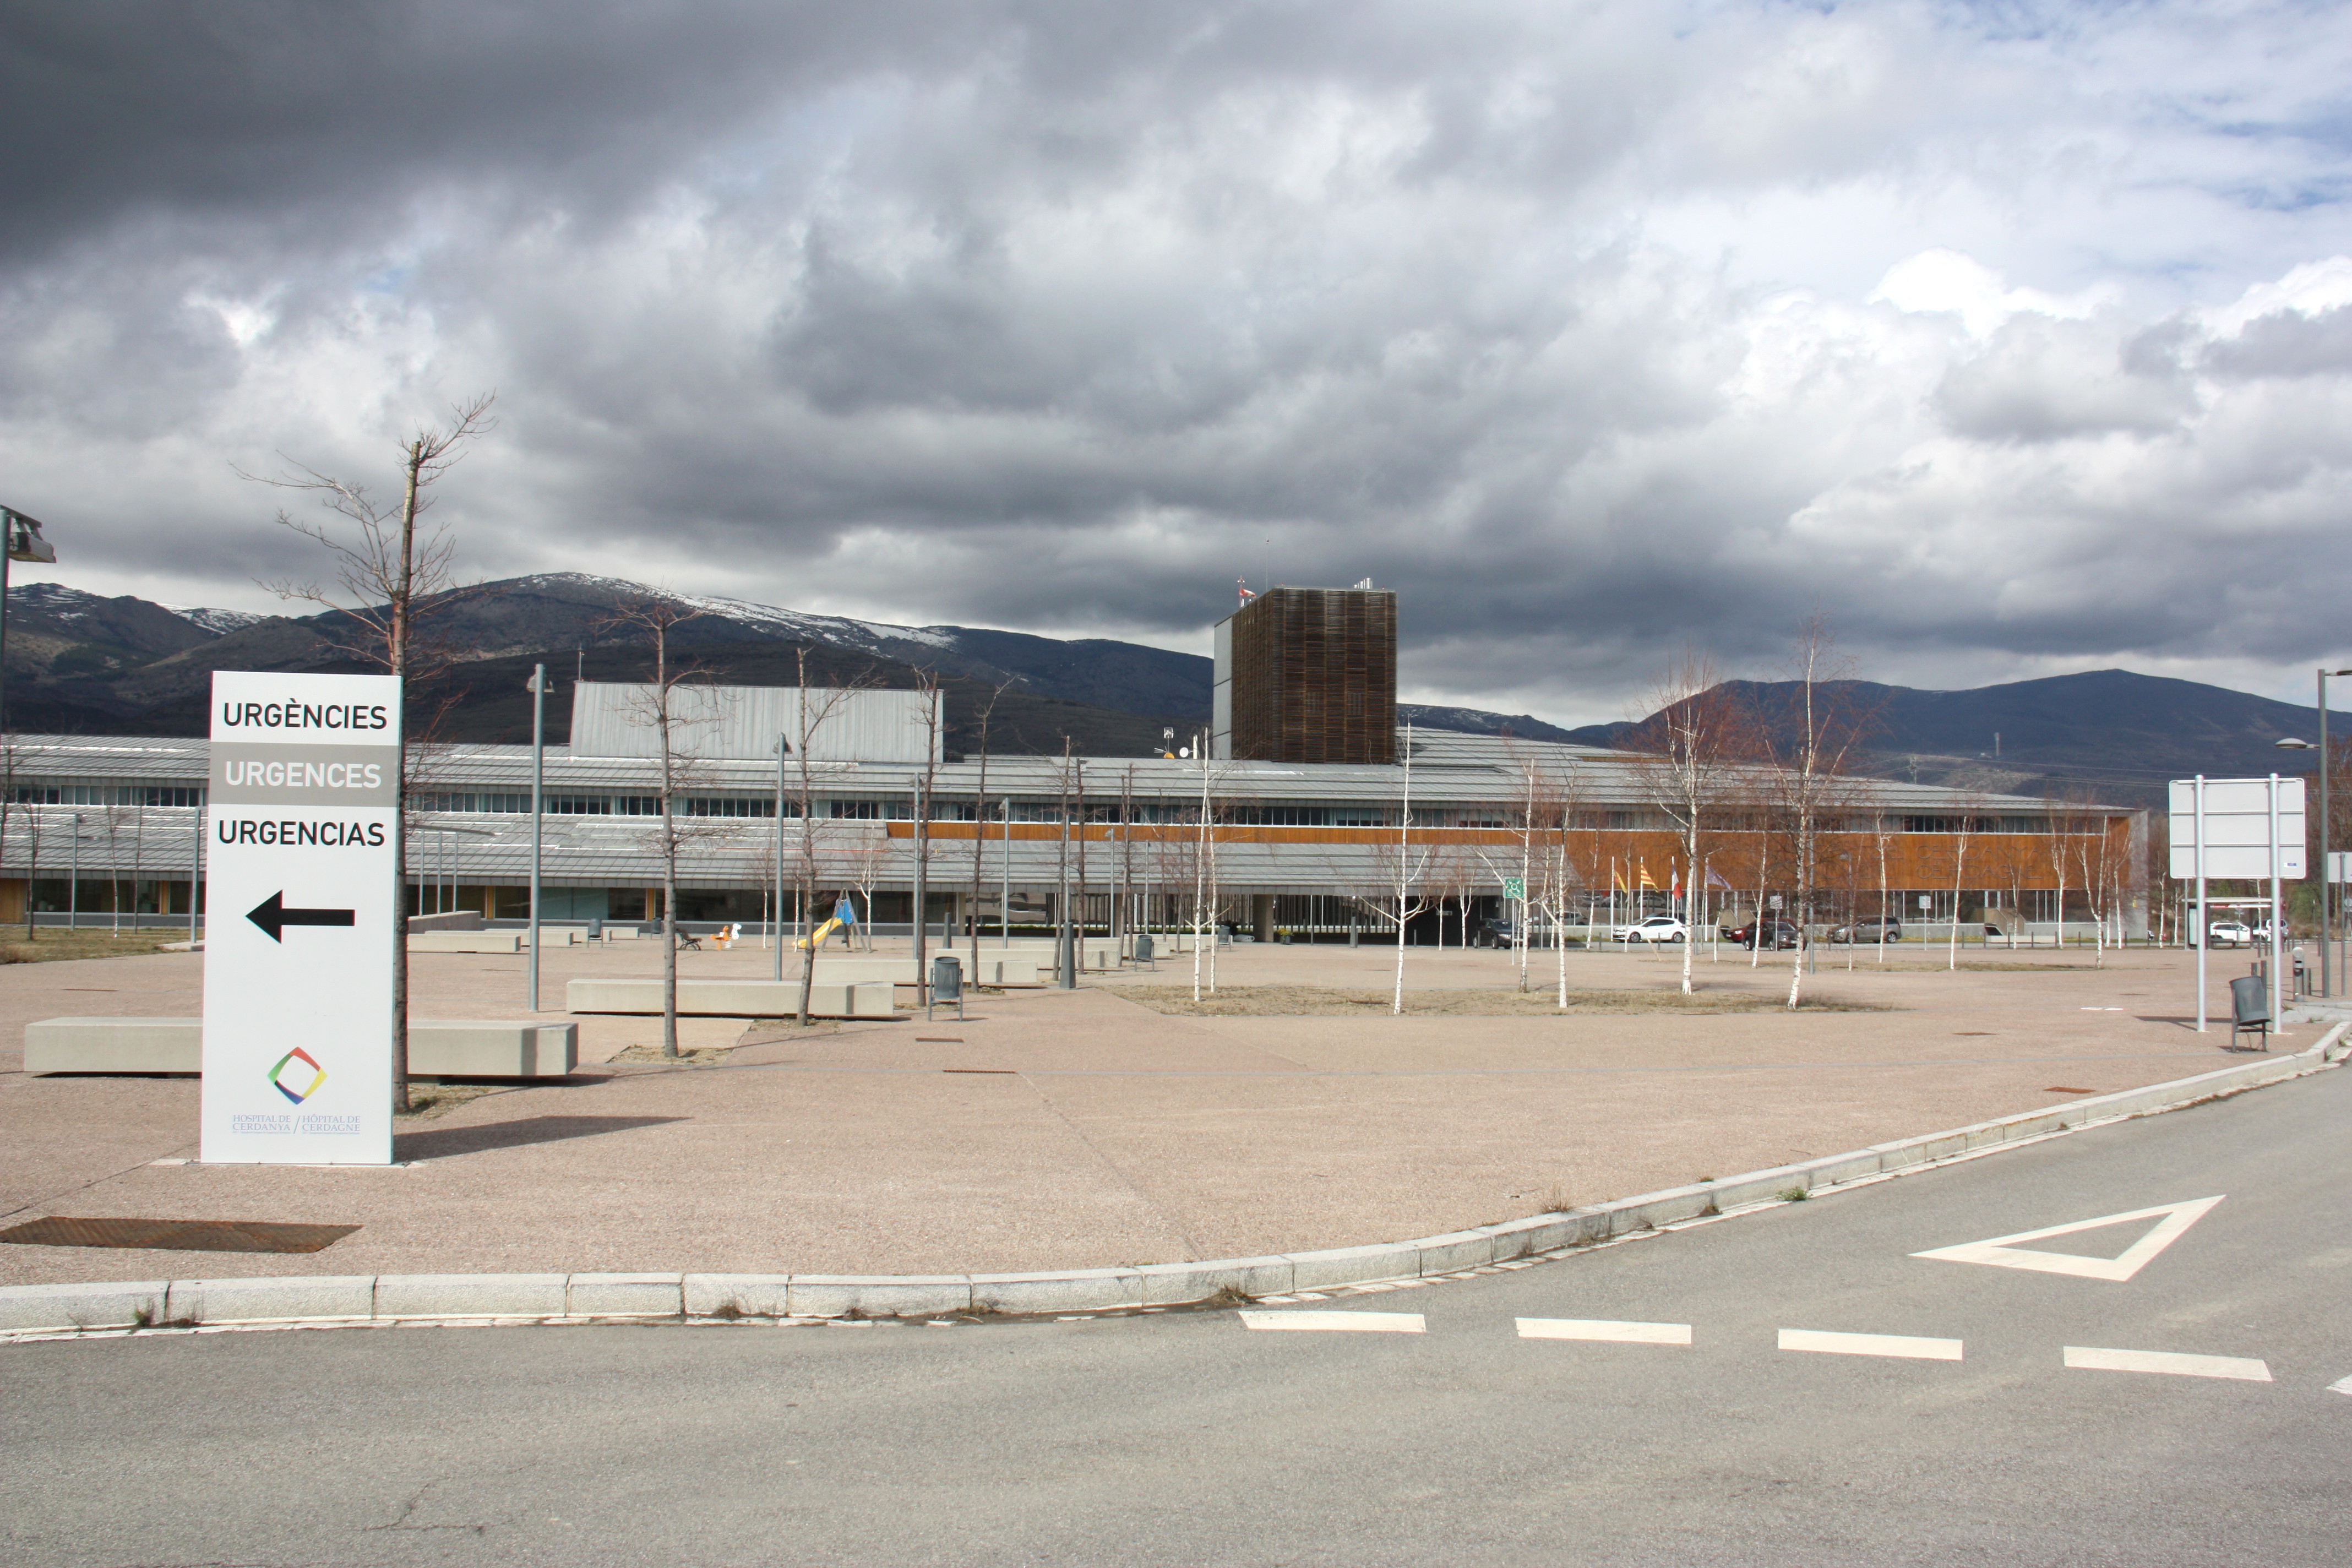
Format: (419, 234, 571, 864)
(0, 1216, 360, 1254)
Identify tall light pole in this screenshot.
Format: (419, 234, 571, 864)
(0, 507, 57, 737)
(526, 665, 547, 1011)
(2280, 665, 2352, 998)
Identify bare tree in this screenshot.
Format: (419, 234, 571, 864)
(596, 597, 713, 1058)
(1945, 804, 1974, 971)
(908, 667, 945, 1003)
(1623, 652, 1750, 995)
(244, 393, 496, 1112)
(2044, 788, 2087, 949)
(1761, 615, 1869, 1009)
(1385, 721, 1430, 1012)
(786, 649, 869, 1024)
(838, 826, 892, 951)
(965, 682, 1009, 974)
(1185, 734, 1230, 1001)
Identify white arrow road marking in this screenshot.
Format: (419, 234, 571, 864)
(1779, 1329, 1963, 1360)
(2064, 1346, 2271, 1381)
(2326, 1374, 2352, 1397)
(1238, 1310, 1424, 1333)
(1516, 1318, 1691, 1345)
(1910, 1195, 2224, 1282)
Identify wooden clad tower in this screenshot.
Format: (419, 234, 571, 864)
(1215, 586, 1396, 765)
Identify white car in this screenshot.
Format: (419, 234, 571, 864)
(2207, 921, 2252, 948)
(1613, 915, 1689, 943)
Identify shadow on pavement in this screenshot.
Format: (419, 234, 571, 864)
(394, 1114, 687, 1162)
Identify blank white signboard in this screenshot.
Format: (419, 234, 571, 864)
(200, 671, 402, 1164)
(2167, 777, 2305, 881)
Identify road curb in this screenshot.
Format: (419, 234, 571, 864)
(4, 1025, 2344, 1338)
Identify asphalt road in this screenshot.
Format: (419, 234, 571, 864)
(6, 1064, 2349, 1567)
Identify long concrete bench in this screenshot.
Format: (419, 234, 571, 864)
(23, 1018, 579, 1077)
(811, 954, 1047, 988)
(983, 941, 1120, 969)
(409, 930, 584, 954)
(565, 978, 895, 1019)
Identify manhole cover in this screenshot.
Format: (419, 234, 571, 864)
(0, 1217, 359, 1254)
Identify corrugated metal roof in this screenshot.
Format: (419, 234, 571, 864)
(0, 727, 2135, 892)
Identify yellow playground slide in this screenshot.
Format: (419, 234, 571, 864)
(795, 917, 847, 950)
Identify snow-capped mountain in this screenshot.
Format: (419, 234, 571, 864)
(166, 605, 271, 636)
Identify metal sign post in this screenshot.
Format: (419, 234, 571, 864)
(2193, 776, 2206, 1031)
(527, 664, 546, 1012)
(2169, 774, 2305, 1041)
(200, 671, 401, 1164)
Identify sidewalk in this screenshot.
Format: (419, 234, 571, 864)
(0, 936, 2274, 1287)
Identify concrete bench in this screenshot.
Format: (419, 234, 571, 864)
(23, 1018, 579, 1077)
(968, 956, 1042, 987)
(810, 958, 920, 984)
(987, 941, 1119, 969)
(565, 978, 895, 1019)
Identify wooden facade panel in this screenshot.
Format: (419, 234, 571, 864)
(1229, 587, 1396, 765)
(896, 820, 2134, 890)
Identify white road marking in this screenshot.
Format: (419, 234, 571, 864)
(1516, 1317, 1691, 1345)
(1912, 1195, 2224, 1282)
(2328, 1374, 2352, 1397)
(2064, 1346, 2271, 1381)
(1238, 1310, 1425, 1333)
(1779, 1328, 1963, 1360)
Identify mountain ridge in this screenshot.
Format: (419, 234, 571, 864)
(0, 575, 2332, 799)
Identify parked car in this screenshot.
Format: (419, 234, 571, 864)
(2207, 921, 2253, 948)
(1828, 916, 1903, 944)
(1722, 918, 1803, 950)
(1476, 917, 1527, 948)
(1611, 914, 1689, 943)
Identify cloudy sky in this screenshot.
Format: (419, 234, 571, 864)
(4, 1, 2350, 725)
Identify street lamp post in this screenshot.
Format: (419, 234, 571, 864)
(527, 664, 547, 1012)
(0, 507, 57, 737)
(2280, 667, 2352, 998)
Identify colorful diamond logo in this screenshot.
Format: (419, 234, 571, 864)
(268, 1047, 327, 1105)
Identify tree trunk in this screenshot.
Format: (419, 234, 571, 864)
(656, 623, 679, 1058)
(388, 437, 423, 1113)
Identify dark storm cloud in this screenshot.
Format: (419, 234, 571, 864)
(4, 1, 2352, 723)
(0, 2, 960, 255)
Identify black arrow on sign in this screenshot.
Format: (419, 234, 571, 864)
(246, 891, 356, 943)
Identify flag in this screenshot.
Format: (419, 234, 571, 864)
(1611, 860, 1627, 893)
(1670, 865, 1681, 899)
(1638, 862, 1656, 892)
(1705, 862, 1735, 891)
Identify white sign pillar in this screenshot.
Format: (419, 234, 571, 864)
(201, 671, 402, 1164)
(2169, 774, 2305, 1042)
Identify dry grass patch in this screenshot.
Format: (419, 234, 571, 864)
(1114, 984, 1886, 1017)
(0, 930, 188, 963)
(611, 1043, 740, 1066)
(394, 1083, 499, 1119)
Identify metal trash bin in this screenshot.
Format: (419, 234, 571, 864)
(585, 918, 603, 943)
(928, 954, 963, 1021)
(1134, 932, 1155, 967)
(2229, 973, 2269, 1050)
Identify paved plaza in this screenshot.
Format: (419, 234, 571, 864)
(0, 934, 2289, 1287)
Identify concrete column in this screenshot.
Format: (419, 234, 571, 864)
(1252, 892, 1275, 943)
